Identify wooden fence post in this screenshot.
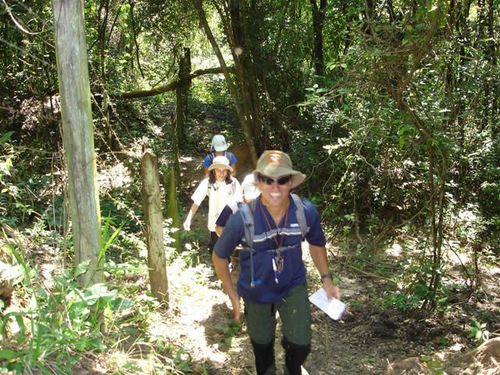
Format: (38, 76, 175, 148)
(141, 151, 169, 304)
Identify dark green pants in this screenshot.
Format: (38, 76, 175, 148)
(245, 284, 312, 375)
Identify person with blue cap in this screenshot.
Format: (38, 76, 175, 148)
(203, 134, 237, 176)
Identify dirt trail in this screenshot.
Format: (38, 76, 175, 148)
(173, 154, 500, 375)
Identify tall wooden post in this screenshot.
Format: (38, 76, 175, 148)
(53, 0, 102, 286)
(141, 151, 169, 303)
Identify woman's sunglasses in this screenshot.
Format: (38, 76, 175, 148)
(258, 174, 292, 186)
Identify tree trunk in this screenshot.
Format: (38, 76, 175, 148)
(310, 0, 327, 77)
(141, 151, 169, 304)
(176, 47, 191, 147)
(229, 0, 262, 153)
(193, 0, 258, 165)
(53, 0, 102, 287)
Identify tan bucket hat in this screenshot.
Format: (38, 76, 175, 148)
(208, 155, 233, 172)
(253, 150, 305, 189)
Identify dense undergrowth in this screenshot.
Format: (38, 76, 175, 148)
(1, 95, 499, 373)
(1, 0, 498, 372)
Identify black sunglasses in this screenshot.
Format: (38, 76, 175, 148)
(258, 174, 292, 186)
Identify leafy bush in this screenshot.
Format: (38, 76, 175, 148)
(1, 132, 62, 229)
(0, 224, 192, 374)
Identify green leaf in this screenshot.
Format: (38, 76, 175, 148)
(109, 297, 134, 311)
(0, 132, 14, 143)
(74, 260, 90, 278)
(0, 349, 19, 360)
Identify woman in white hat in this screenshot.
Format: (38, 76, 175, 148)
(203, 134, 238, 176)
(184, 155, 241, 254)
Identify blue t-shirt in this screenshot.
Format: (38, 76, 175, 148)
(214, 195, 326, 304)
(203, 151, 237, 168)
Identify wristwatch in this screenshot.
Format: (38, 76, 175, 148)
(320, 273, 333, 281)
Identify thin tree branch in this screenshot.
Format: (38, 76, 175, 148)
(113, 67, 233, 99)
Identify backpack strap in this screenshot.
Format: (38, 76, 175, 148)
(209, 151, 233, 165)
(291, 193, 308, 239)
(238, 202, 255, 249)
(238, 201, 261, 287)
(208, 152, 216, 164)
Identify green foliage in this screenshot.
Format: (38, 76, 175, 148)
(0, 238, 123, 372)
(100, 214, 123, 264)
(469, 320, 489, 343)
(381, 248, 433, 311)
(177, 242, 201, 268)
(382, 290, 424, 312)
(295, 0, 498, 315)
(421, 355, 444, 375)
(0, 226, 194, 374)
(214, 320, 241, 349)
(0, 136, 62, 230)
(0, 133, 32, 226)
(0, 137, 16, 221)
(191, 77, 232, 106)
(0, 132, 15, 180)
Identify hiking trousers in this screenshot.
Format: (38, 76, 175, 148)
(208, 231, 218, 254)
(245, 284, 312, 375)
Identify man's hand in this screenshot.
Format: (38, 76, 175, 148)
(183, 219, 191, 231)
(309, 244, 341, 300)
(212, 252, 241, 322)
(229, 292, 242, 323)
(322, 278, 340, 300)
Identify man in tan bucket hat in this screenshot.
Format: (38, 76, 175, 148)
(213, 150, 340, 375)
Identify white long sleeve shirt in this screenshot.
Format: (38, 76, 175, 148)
(191, 178, 241, 231)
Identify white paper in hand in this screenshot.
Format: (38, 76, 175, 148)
(309, 288, 346, 320)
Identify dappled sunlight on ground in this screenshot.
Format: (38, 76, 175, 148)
(385, 242, 403, 257)
(158, 255, 253, 373)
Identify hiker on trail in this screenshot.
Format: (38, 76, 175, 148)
(183, 156, 241, 254)
(203, 134, 237, 176)
(215, 173, 260, 237)
(212, 150, 340, 375)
